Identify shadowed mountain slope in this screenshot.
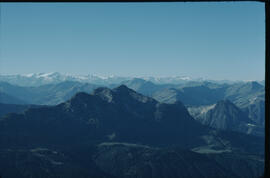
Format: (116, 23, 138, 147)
(0, 103, 42, 118)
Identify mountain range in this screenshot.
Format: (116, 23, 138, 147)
(112, 79, 265, 128)
(0, 72, 250, 87)
(0, 85, 208, 148)
(0, 85, 265, 177)
(0, 74, 265, 177)
(0, 77, 265, 128)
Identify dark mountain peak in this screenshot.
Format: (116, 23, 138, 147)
(92, 87, 114, 103)
(113, 85, 135, 94)
(93, 87, 112, 94)
(69, 85, 154, 105)
(120, 78, 164, 97)
(69, 92, 93, 104)
(113, 85, 155, 104)
(73, 91, 91, 98)
(67, 85, 155, 107)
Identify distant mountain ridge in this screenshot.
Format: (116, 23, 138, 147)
(0, 72, 131, 87)
(0, 72, 252, 87)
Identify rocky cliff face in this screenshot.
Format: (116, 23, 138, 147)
(188, 100, 264, 136)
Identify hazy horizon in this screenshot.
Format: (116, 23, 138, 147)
(0, 2, 265, 81)
(0, 71, 264, 82)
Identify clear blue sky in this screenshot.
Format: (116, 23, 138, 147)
(0, 2, 265, 81)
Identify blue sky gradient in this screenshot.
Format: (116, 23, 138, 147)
(0, 2, 265, 80)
